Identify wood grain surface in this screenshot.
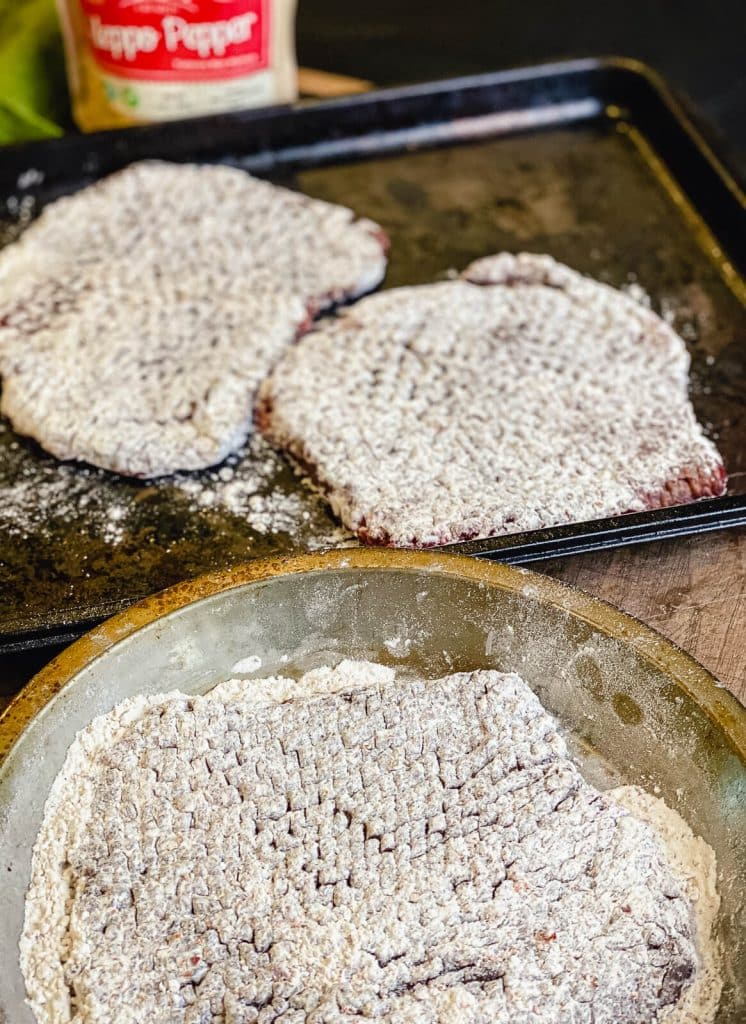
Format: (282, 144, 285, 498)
(1, 530, 744, 716)
(537, 529, 746, 703)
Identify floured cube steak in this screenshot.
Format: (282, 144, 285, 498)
(0, 161, 387, 478)
(22, 661, 709, 1023)
(258, 253, 726, 546)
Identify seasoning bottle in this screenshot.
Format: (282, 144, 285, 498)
(56, 0, 298, 132)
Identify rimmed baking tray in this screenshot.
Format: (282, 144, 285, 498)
(0, 549, 744, 1021)
(0, 57, 744, 653)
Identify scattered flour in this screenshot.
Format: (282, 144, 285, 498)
(383, 635, 412, 658)
(0, 194, 36, 244)
(172, 436, 310, 533)
(622, 281, 704, 342)
(169, 433, 357, 547)
(16, 169, 45, 190)
(0, 426, 356, 550)
(0, 423, 124, 541)
(621, 279, 653, 308)
(230, 654, 263, 675)
(613, 786, 722, 1024)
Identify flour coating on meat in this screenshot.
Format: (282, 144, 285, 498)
(23, 662, 702, 1023)
(0, 161, 387, 477)
(258, 252, 726, 546)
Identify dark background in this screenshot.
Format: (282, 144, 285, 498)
(297, 0, 746, 176)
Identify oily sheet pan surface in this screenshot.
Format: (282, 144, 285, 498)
(0, 60, 744, 650)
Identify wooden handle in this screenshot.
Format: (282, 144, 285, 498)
(298, 67, 374, 99)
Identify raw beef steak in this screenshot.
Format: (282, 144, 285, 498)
(0, 161, 387, 477)
(22, 661, 698, 1024)
(258, 252, 726, 546)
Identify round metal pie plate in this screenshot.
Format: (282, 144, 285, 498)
(1, 549, 744, 1022)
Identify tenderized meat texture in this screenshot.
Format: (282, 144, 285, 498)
(22, 662, 698, 1024)
(257, 252, 726, 546)
(0, 161, 387, 478)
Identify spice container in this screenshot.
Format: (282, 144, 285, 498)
(56, 0, 298, 131)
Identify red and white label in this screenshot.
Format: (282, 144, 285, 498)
(81, 0, 270, 81)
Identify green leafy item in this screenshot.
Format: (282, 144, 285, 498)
(0, 0, 70, 143)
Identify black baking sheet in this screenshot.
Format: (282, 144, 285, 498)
(0, 57, 744, 652)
